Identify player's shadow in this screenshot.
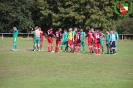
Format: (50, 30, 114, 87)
(26, 49, 34, 51)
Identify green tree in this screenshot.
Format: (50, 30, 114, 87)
(0, 0, 34, 32)
(117, 17, 133, 34)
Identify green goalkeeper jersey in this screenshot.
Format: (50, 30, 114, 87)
(80, 32, 86, 41)
(13, 30, 18, 38)
(62, 32, 68, 41)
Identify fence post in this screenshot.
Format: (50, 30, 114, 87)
(28, 34, 29, 40)
(122, 34, 123, 41)
(2, 33, 3, 40)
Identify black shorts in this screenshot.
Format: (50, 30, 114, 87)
(111, 41, 115, 47)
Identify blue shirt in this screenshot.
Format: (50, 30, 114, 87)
(110, 34, 116, 41)
(114, 32, 119, 40)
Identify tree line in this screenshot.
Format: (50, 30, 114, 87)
(0, 0, 133, 34)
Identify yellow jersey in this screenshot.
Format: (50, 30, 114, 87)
(68, 31, 73, 40)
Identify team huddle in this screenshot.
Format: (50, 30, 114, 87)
(12, 26, 119, 55)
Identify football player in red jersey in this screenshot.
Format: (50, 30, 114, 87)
(55, 28, 62, 53)
(93, 29, 100, 55)
(39, 27, 45, 51)
(47, 28, 54, 52)
(87, 28, 94, 53)
(74, 29, 81, 53)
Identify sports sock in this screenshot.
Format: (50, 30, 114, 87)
(74, 47, 76, 52)
(61, 45, 63, 50)
(96, 49, 98, 54)
(48, 46, 50, 51)
(40, 43, 42, 50)
(113, 49, 115, 54)
(34, 45, 36, 50)
(102, 48, 104, 53)
(89, 47, 91, 53)
(115, 49, 117, 53)
(98, 48, 100, 54)
(51, 46, 53, 51)
(57, 47, 59, 52)
(107, 50, 109, 54)
(12, 44, 15, 49)
(78, 47, 80, 53)
(83, 46, 85, 52)
(15, 44, 17, 49)
(38, 46, 40, 50)
(55, 47, 57, 52)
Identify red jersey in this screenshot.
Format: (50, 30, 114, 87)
(55, 31, 62, 41)
(40, 31, 44, 41)
(74, 32, 81, 43)
(94, 32, 100, 43)
(47, 29, 53, 37)
(88, 31, 93, 42)
(40, 31, 43, 38)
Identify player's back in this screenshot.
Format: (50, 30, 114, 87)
(81, 32, 86, 40)
(35, 30, 41, 37)
(63, 32, 68, 40)
(88, 31, 92, 41)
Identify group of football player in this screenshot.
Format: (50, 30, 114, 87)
(32, 26, 119, 55)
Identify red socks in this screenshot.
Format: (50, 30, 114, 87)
(48, 46, 51, 51)
(55, 47, 59, 52)
(98, 48, 100, 54)
(40, 43, 42, 50)
(89, 47, 92, 53)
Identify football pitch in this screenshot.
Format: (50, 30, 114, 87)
(0, 38, 133, 88)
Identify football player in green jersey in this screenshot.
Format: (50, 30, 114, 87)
(12, 27, 18, 51)
(105, 30, 110, 54)
(80, 29, 86, 53)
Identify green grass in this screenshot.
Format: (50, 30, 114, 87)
(0, 38, 133, 88)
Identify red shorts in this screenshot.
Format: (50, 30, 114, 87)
(56, 40, 61, 45)
(68, 40, 73, 45)
(97, 43, 100, 48)
(47, 37, 53, 43)
(74, 43, 80, 46)
(88, 42, 92, 46)
(94, 43, 100, 48)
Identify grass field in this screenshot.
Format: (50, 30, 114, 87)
(0, 38, 133, 88)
